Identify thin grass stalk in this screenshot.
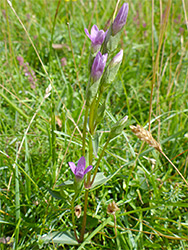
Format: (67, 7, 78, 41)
(15, 148, 20, 248)
(149, 0, 171, 131)
(51, 89, 56, 184)
(161, 151, 188, 186)
(182, 0, 188, 30)
(25, 136, 31, 200)
(49, 0, 61, 73)
(67, 22, 84, 102)
(5, 0, 13, 67)
(48, 1, 60, 184)
(0, 89, 47, 134)
(0, 91, 28, 120)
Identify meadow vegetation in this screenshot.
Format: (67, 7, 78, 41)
(0, 0, 188, 249)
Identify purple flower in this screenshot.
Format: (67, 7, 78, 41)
(110, 49, 123, 67)
(85, 25, 106, 52)
(60, 57, 67, 67)
(17, 56, 37, 89)
(91, 51, 108, 82)
(68, 156, 93, 182)
(112, 3, 129, 35)
(17, 56, 24, 66)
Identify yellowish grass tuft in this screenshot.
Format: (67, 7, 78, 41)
(130, 125, 162, 153)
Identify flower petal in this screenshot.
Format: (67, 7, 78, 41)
(90, 25, 99, 38)
(75, 168, 84, 179)
(68, 162, 76, 174)
(94, 30, 105, 44)
(84, 28, 92, 40)
(77, 156, 86, 169)
(84, 165, 93, 175)
(101, 53, 108, 65)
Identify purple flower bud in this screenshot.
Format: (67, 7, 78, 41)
(91, 52, 108, 82)
(85, 25, 106, 52)
(68, 156, 93, 182)
(110, 49, 123, 67)
(17, 56, 24, 66)
(112, 3, 129, 36)
(60, 57, 67, 67)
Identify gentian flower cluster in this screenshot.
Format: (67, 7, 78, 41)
(85, 2, 129, 85)
(69, 2, 129, 186)
(48, 3, 130, 245)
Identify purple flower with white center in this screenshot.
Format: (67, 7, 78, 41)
(68, 156, 93, 182)
(112, 3, 129, 36)
(85, 25, 106, 52)
(91, 51, 108, 82)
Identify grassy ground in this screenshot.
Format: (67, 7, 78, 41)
(0, 0, 188, 249)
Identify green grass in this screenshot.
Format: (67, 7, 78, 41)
(0, 0, 188, 249)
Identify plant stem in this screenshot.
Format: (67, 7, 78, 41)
(91, 136, 110, 185)
(15, 161, 20, 249)
(82, 106, 89, 156)
(71, 194, 79, 242)
(89, 99, 96, 134)
(15, 143, 20, 249)
(85, 134, 93, 188)
(80, 92, 97, 241)
(79, 189, 89, 242)
(51, 89, 56, 184)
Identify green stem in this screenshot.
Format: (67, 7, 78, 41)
(71, 194, 79, 242)
(92, 92, 104, 130)
(15, 160, 20, 248)
(85, 134, 93, 187)
(79, 189, 89, 242)
(79, 131, 93, 242)
(91, 136, 110, 185)
(49, 1, 60, 182)
(49, 0, 61, 73)
(51, 89, 56, 184)
(89, 99, 96, 134)
(82, 106, 89, 156)
(80, 98, 95, 241)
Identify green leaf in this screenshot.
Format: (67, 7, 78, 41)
(91, 172, 107, 189)
(40, 231, 78, 245)
(77, 217, 112, 249)
(58, 179, 74, 188)
(86, 215, 99, 230)
(92, 133, 99, 157)
(48, 189, 65, 200)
